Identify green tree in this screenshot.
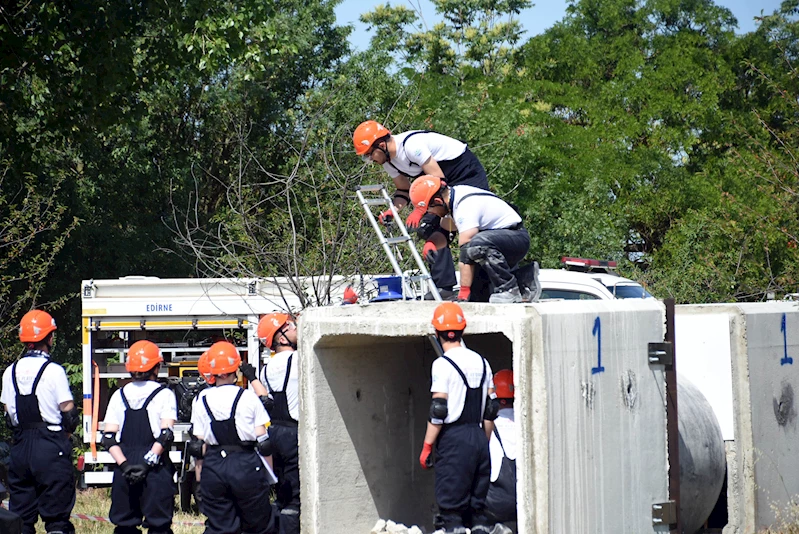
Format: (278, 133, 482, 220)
(0, 0, 350, 354)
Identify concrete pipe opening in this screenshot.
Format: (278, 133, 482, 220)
(679, 374, 726, 534)
(312, 332, 514, 532)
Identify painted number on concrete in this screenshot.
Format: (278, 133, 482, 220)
(592, 317, 605, 375)
(781, 313, 793, 366)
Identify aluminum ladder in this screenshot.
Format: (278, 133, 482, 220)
(355, 184, 442, 302)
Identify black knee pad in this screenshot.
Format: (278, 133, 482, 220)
(460, 243, 489, 264)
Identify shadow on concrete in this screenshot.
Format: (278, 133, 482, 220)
(316, 332, 512, 530)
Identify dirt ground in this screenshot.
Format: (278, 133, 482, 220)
(33, 488, 204, 534)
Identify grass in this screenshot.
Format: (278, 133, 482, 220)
(33, 488, 204, 534)
(758, 499, 799, 534)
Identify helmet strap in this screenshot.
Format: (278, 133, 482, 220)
(274, 326, 297, 351)
(374, 138, 390, 162)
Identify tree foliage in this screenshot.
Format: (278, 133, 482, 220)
(2, 0, 799, 377)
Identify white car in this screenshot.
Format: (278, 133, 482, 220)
(538, 268, 653, 301)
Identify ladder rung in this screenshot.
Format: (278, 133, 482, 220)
(357, 185, 386, 192)
(364, 199, 389, 206)
(385, 236, 410, 245)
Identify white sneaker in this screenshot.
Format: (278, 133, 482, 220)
(489, 286, 522, 304)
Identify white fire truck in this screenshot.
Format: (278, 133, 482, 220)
(79, 276, 353, 509)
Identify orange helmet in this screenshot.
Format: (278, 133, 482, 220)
(343, 286, 358, 304)
(409, 175, 444, 217)
(353, 120, 390, 155)
(207, 341, 242, 375)
(494, 369, 514, 399)
(19, 310, 57, 343)
(126, 340, 164, 373)
(431, 302, 467, 331)
(257, 313, 290, 349)
(198, 351, 215, 384)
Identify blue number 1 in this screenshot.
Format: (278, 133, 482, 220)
(781, 313, 793, 366)
(592, 317, 605, 374)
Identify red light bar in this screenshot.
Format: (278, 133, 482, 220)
(561, 257, 618, 269)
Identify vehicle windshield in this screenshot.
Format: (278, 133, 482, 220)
(608, 284, 653, 299)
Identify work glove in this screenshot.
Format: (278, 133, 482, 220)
(423, 241, 438, 263)
(240, 362, 258, 383)
(377, 209, 395, 225)
(457, 286, 471, 302)
(419, 442, 434, 469)
(405, 209, 424, 230)
(120, 461, 149, 485)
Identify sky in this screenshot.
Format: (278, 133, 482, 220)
(335, 0, 785, 52)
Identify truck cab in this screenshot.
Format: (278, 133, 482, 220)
(79, 276, 312, 509)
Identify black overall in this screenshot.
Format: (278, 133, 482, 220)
(200, 386, 276, 534)
(8, 356, 76, 534)
(110, 385, 175, 534)
(485, 426, 518, 523)
(396, 131, 490, 293)
(452, 191, 530, 301)
(264, 356, 300, 534)
(434, 356, 491, 531)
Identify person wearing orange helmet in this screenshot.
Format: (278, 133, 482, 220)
(353, 120, 491, 300)
(102, 339, 178, 533)
(409, 175, 531, 303)
(257, 313, 301, 534)
(485, 369, 517, 528)
(190, 341, 277, 534)
(420, 303, 498, 534)
(1, 309, 78, 534)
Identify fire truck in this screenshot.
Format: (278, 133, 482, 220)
(79, 276, 351, 509)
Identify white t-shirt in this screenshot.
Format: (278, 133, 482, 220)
(451, 184, 521, 233)
(0, 353, 73, 430)
(489, 407, 517, 482)
(190, 387, 210, 431)
(104, 381, 177, 440)
(430, 346, 494, 424)
(260, 350, 299, 421)
(192, 384, 270, 445)
(383, 131, 467, 178)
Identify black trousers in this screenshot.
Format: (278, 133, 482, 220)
(8, 429, 75, 534)
(110, 461, 175, 533)
(434, 425, 491, 530)
(461, 228, 530, 296)
(200, 450, 276, 534)
(271, 425, 300, 534)
(428, 242, 458, 291)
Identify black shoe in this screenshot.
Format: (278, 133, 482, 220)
(424, 288, 457, 301)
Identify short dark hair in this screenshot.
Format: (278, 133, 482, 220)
(131, 363, 160, 382)
(437, 330, 463, 343)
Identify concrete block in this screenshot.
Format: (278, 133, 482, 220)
(677, 302, 799, 533)
(299, 300, 669, 534)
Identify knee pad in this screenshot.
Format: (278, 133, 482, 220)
(483, 395, 500, 421)
(459, 243, 489, 264)
(416, 213, 442, 241)
(101, 431, 119, 451)
(429, 398, 448, 424)
(155, 428, 174, 450)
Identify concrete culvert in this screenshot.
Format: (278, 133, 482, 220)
(678, 374, 726, 534)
